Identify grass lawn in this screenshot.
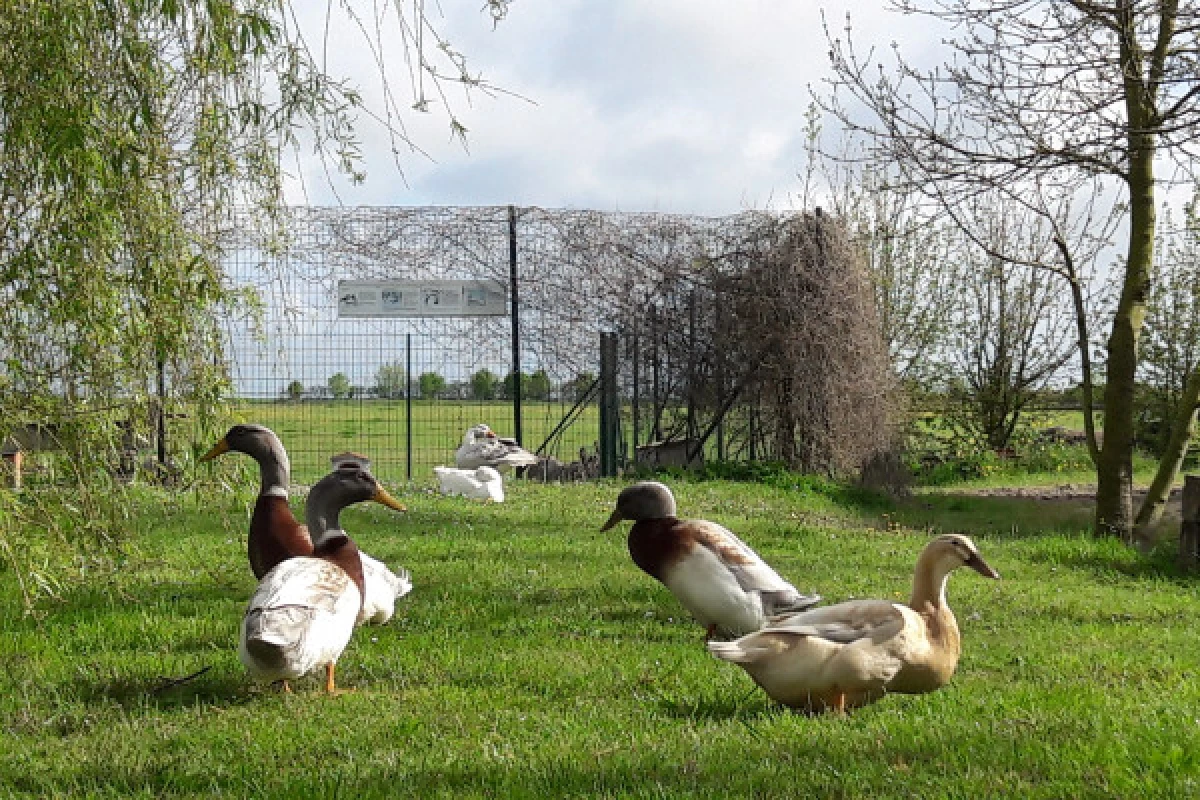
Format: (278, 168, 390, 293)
(2, 478, 1199, 797)
(223, 399, 602, 484)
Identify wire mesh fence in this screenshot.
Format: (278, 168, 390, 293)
(220, 206, 599, 484)
(184, 204, 885, 487)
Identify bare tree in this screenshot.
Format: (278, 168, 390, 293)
(1135, 193, 1200, 534)
(824, 2, 1200, 541)
(943, 198, 1077, 449)
(821, 143, 959, 387)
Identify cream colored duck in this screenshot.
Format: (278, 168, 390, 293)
(707, 533, 999, 713)
(239, 464, 407, 693)
(454, 424, 538, 470)
(433, 465, 505, 502)
(201, 426, 412, 625)
(601, 481, 821, 639)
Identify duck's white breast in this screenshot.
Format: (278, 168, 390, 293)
(662, 547, 764, 636)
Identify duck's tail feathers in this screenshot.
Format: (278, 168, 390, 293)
(393, 567, 413, 600)
(768, 591, 822, 615)
(502, 451, 539, 467)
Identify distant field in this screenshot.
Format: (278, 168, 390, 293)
(220, 399, 602, 484)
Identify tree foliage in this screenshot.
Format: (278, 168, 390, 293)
(504, 369, 551, 401)
(374, 362, 407, 399)
(419, 371, 447, 399)
(327, 373, 352, 400)
(470, 369, 499, 401)
(0, 0, 509, 604)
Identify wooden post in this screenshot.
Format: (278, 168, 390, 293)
(3, 450, 23, 489)
(1181, 475, 1200, 571)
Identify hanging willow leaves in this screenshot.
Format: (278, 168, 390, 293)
(0, 0, 508, 607)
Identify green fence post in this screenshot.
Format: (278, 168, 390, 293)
(599, 332, 619, 477)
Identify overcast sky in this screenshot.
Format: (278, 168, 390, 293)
(284, 1, 939, 216)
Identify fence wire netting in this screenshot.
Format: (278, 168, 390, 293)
(214, 204, 889, 485)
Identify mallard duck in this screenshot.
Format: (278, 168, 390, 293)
(600, 481, 821, 639)
(433, 465, 505, 502)
(454, 424, 538, 470)
(706, 533, 999, 713)
(200, 425, 412, 624)
(239, 464, 407, 693)
(200, 424, 309, 579)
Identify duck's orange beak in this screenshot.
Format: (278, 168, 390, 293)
(373, 486, 408, 513)
(199, 438, 229, 462)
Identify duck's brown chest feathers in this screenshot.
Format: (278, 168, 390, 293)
(627, 518, 693, 583)
(315, 540, 366, 611)
(249, 495, 313, 579)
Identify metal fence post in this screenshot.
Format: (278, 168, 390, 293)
(405, 332, 412, 481)
(687, 289, 697, 443)
(631, 327, 640, 453)
(508, 204, 523, 446)
(599, 332, 619, 477)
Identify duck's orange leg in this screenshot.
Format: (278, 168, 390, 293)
(325, 663, 354, 695)
(325, 663, 337, 693)
(282, 680, 293, 694)
(831, 691, 847, 714)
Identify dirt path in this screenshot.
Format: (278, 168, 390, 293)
(942, 483, 1184, 537)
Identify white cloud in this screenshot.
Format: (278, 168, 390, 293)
(283, 1, 938, 215)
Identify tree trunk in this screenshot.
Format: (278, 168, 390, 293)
(1095, 134, 1156, 541)
(1133, 367, 1200, 542)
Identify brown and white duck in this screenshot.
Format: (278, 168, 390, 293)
(201, 424, 309, 579)
(600, 481, 821, 639)
(706, 533, 1000, 713)
(238, 464, 407, 693)
(200, 425, 412, 625)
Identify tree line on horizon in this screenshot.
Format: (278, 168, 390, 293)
(280, 366, 596, 403)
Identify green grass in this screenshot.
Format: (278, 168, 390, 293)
(222, 399, 601, 484)
(2, 480, 1199, 798)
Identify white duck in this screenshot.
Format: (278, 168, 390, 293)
(706, 533, 1000, 713)
(454, 423, 538, 470)
(358, 553, 413, 625)
(238, 464, 407, 693)
(600, 481, 821, 640)
(433, 465, 505, 502)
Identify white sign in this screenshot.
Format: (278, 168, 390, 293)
(337, 280, 508, 318)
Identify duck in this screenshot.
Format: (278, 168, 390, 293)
(239, 463, 407, 693)
(433, 465, 505, 502)
(600, 481, 821, 640)
(706, 533, 1000, 713)
(200, 425, 412, 624)
(454, 423, 538, 470)
(200, 424, 308, 579)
